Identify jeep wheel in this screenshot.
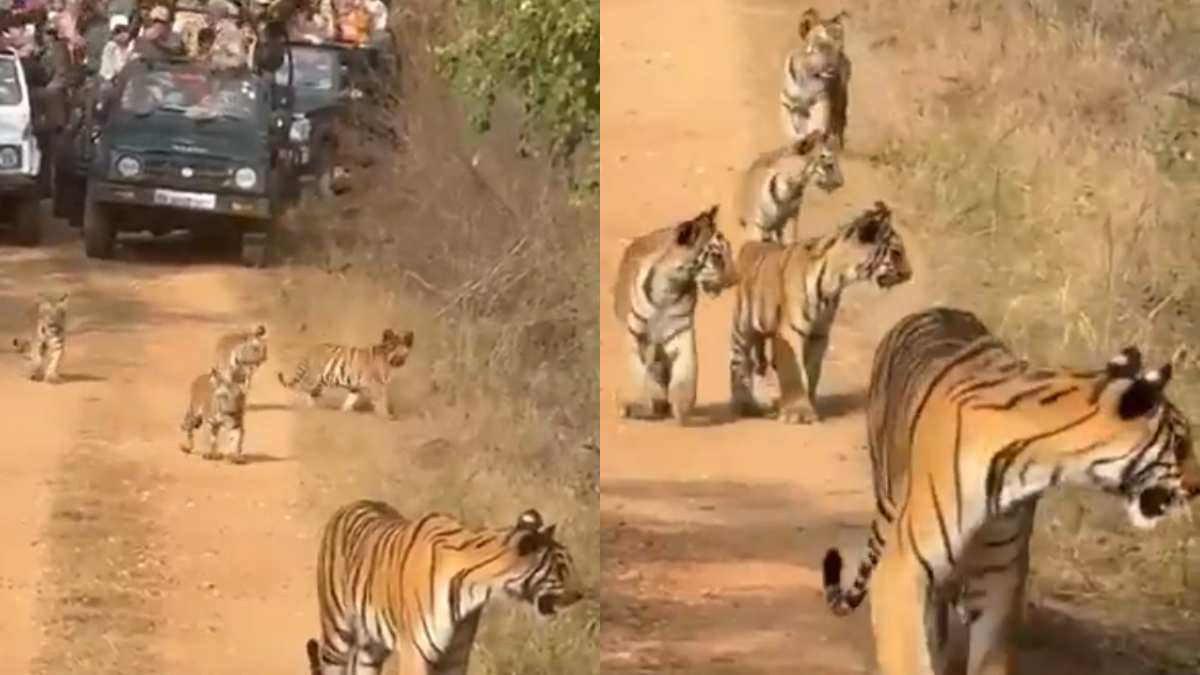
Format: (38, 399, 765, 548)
(12, 196, 42, 246)
(82, 189, 115, 259)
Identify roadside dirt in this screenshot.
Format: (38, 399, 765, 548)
(0, 226, 313, 673)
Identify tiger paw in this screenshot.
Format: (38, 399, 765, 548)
(28, 371, 44, 382)
(44, 373, 61, 384)
(229, 454, 247, 465)
(179, 444, 193, 454)
(779, 404, 820, 425)
(202, 452, 222, 461)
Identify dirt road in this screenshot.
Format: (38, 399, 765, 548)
(599, 0, 932, 672)
(0, 227, 313, 673)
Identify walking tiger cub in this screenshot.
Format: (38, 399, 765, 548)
(822, 307, 1200, 675)
(277, 328, 414, 417)
(214, 324, 269, 389)
(180, 366, 248, 464)
(735, 130, 844, 245)
(305, 500, 583, 675)
(730, 201, 911, 424)
(613, 205, 738, 424)
(780, 8, 851, 149)
(12, 292, 69, 383)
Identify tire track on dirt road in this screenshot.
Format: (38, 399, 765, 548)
(599, 1, 932, 672)
(1, 225, 314, 673)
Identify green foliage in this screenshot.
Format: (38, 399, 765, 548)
(434, 0, 600, 196)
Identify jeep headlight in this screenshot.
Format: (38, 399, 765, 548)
(234, 167, 258, 190)
(115, 154, 142, 178)
(289, 116, 312, 144)
(0, 146, 20, 170)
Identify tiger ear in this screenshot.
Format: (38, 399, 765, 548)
(798, 7, 820, 38)
(516, 509, 543, 531)
(399, 330, 414, 347)
(674, 206, 717, 247)
(56, 292, 70, 305)
(829, 9, 849, 26)
(382, 328, 398, 343)
(1106, 346, 1142, 380)
(1115, 363, 1172, 420)
(794, 130, 823, 155)
(253, 324, 267, 338)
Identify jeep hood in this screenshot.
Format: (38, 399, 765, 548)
(105, 115, 269, 160)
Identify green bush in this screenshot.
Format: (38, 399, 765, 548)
(434, 0, 600, 195)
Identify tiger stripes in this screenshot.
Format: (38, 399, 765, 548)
(822, 307, 1200, 675)
(11, 292, 69, 384)
(214, 324, 269, 390)
(612, 204, 738, 424)
(729, 201, 911, 424)
(780, 8, 851, 149)
(305, 500, 583, 675)
(276, 328, 414, 418)
(735, 130, 844, 245)
(180, 366, 248, 464)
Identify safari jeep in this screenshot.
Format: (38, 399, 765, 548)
(0, 50, 44, 246)
(56, 56, 298, 260)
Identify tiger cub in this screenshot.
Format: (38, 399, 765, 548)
(306, 500, 583, 675)
(822, 307, 1200, 675)
(735, 130, 844, 245)
(612, 205, 738, 424)
(780, 8, 851, 149)
(12, 292, 69, 383)
(276, 328, 414, 418)
(730, 201, 911, 424)
(180, 366, 248, 464)
(214, 324, 269, 389)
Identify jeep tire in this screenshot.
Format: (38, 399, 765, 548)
(11, 195, 42, 246)
(82, 188, 115, 259)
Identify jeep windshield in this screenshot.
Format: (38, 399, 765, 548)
(120, 69, 262, 121)
(0, 60, 22, 105)
(275, 47, 337, 92)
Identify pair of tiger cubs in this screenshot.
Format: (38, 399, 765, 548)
(180, 325, 417, 463)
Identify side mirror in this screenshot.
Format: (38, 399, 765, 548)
(271, 83, 293, 111)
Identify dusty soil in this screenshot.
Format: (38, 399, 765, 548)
(0, 227, 314, 673)
(598, 1, 1193, 674)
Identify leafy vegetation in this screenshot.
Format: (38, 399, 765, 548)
(433, 0, 600, 195)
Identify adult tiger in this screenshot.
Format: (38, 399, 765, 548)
(305, 500, 583, 675)
(735, 130, 844, 245)
(214, 324, 269, 389)
(613, 204, 738, 424)
(780, 8, 851, 149)
(276, 328, 414, 417)
(11, 292, 69, 384)
(822, 307, 1200, 675)
(729, 201, 911, 424)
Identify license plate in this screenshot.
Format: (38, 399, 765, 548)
(152, 188, 217, 211)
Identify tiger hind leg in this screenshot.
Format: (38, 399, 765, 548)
(619, 330, 669, 420)
(729, 324, 766, 418)
(869, 549, 938, 675)
(202, 420, 223, 461)
(341, 389, 361, 412)
(774, 329, 819, 424)
(42, 342, 63, 383)
(959, 504, 1036, 675)
(664, 328, 697, 425)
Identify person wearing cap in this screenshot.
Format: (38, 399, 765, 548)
(206, 0, 245, 70)
(98, 12, 131, 80)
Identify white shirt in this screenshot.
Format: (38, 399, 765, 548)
(99, 40, 133, 81)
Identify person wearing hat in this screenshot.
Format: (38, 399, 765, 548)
(206, 0, 245, 70)
(98, 12, 131, 80)
(132, 4, 184, 59)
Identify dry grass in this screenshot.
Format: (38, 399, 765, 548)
(846, 0, 1200, 668)
(260, 0, 598, 672)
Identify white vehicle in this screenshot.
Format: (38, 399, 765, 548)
(0, 49, 43, 245)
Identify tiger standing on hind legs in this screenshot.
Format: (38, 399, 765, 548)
(729, 201, 912, 424)
(180, 366, 249, 464)
(11, 292, 69, 383)
(213, 323, 269, 390)
(780, 8, 851, 150)
(821, 306, 1200, 675)
(735, 129, 844, 245)
(612, 204, 739, 425)
(304, 500, 584, 675)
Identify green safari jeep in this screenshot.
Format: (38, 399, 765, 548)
(55, 57, 299, 260)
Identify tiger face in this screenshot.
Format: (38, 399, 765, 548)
(797, 8, 847, 80)
(238, 324, 269, 369)
(669, 205, 737, 297)
(834, 201, 912, 289)
(1086, 351, 1200, 529)
(377, 328, 415, 368)
(504, 509, 583, 618)
(36, 292, 68, 331)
